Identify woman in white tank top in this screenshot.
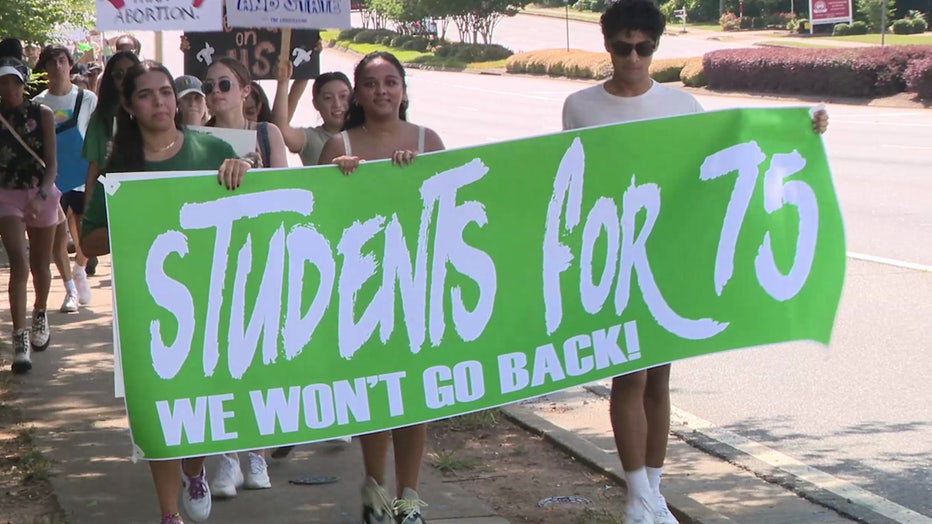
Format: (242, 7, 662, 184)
(318, 52, 444, 524)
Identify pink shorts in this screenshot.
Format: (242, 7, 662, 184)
(0, 186, 64, 228)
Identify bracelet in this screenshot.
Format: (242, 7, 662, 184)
(241, 152, 262, 169)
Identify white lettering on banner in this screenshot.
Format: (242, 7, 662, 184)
(234, 0, 343, 14)
(146, 231, 196, 380)
(499, 322, 641, 394)
(282, 225, 335, 360)
(423, 361, 485, 409)
(700, 143, 819, 301)
(544, 139, 729, 340)
(155, 394, 237, 446)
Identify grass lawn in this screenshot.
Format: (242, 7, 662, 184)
(321, 29, 508, 70)
(824, 33, 932, 45)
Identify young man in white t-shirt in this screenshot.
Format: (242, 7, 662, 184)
(562, 2, 828, 523)
(32, 45, 98, 314)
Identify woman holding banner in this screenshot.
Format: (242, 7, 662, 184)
(318, 51, 444, 524)
(81, 60, 256, 524)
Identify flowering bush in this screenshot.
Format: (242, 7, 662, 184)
(904, 58, 932, 99)
(720, 12, 741, 31)
(703, 46, 932, 97)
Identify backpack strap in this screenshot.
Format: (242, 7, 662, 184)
(56, 88, 84, 133)
(257, 122, 271, 168)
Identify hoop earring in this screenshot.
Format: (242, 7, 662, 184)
(129, 113, 135, 120)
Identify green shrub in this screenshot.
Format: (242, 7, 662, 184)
(506, 49, 611, 80)
(720, 12, 741, 30)
(650, 58, 688, 82)
(390, 35, 414, 48)
(680, 58, 706, 87)
(436, 43, 513, 62)
(796, 18, 810, 33)
(401, 38, 430, 52)
(833, 23, 852, 35)
(849, 20, 869, 34)
(353, 29, 396, 44)
(910, 18, 928, 33)
(338, 28, 365, 41)
(379, 35, 394, 45)
(892, 18, 914, 33)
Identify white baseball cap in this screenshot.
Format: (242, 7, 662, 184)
(0, 57, 27, 83)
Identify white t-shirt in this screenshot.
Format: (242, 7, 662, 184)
(32, 85, 98, 137)
(562, 80, 703, 130)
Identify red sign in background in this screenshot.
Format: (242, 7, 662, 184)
(810, 0, 852, 22)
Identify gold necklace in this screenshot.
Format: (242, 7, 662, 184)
(146, 136, 177, 154)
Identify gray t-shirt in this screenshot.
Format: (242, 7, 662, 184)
(299, 126, 336, 166)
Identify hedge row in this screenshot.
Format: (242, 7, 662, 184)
(904, 57, 932, 99)
(333, 28, 513, 63)
(505, 51, 707, 86)
(703, 46, 932, 98)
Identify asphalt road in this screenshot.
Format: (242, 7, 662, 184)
(145, 25, 932, 520)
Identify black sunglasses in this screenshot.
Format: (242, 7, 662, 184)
(201, 79, 233, 95)
(609, 40, 656, 58)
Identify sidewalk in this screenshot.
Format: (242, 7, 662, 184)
(4, 257, 507, 524)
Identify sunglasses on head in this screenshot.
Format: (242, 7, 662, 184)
(609, 40, 655, 57)
(201, 79, 233, 95)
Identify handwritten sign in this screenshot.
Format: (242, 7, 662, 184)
(184, 28, 321, 80)
(225, 0, 351, 29)
(96, 0, 224, 32)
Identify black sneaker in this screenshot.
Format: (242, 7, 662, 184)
(86, 256, 98, 276)
(11, 330, 31, 373)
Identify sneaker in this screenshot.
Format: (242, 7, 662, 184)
(60, 292, 79, 313)
(86, 256, 98, 276)
(181, 465, 212, 522)
(653, 493, 679, 524)
(393, 487, 428, 524)
(362, 476, 393, 524)
(243, 452, 271, 490)
(73, 265, 92, 305)
(11, 330, 31, 374)
(159, 513, 184, 524)
(29, 310, 50, 352)
(624, 495, 656, 524)
(210, 453, 243, 499)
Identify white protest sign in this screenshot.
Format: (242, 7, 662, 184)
(96, 0, 224, 32)
(224, 0, 352, 29)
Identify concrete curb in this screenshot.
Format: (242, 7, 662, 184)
(500, 404, 736, 524)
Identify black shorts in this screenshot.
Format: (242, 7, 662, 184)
(60, 190, 85, 217)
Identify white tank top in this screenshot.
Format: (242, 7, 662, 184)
(341, 126, 426, 157)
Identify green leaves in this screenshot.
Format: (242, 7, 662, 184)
(0, 0, 94, 44)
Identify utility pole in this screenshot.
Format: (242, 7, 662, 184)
(565, 0, 571, 51)
(880, 0, 887, 46)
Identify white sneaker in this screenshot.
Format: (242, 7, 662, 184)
(60, 292, 79, 313)
(210, 453, 243, 499)
(73, 265, 91, 305)
(181, 465, 212, 522)
(624, 495, 656, 524)
(243, 452, 271, 489)
(29, 309, 50, 351)
(362, 476, 393, 524)
(653, 493, 679, 524)
(393, 487, 428, 524)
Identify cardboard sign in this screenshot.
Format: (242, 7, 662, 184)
(225, 0, 351, 29)
(184, 28, 321, 80)
(96, 0, 224, 32)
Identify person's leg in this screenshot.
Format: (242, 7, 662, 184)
(360, 431, 393, 523)
(149, 459, 183, 517)
(0, 216, 30, 331)
(392, 423, 428, 524)
(644, 364, 679, 523)
(63, 192, 92, 304)
(611, 371, 654, 522)
(26, 223, 57, 352)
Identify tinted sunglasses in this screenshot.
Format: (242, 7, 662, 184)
(609, 40, 656, 57)
(201, 79, 233, 95)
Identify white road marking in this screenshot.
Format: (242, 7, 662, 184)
(847, 252, 932, 272)
(670, 406, 932, 524)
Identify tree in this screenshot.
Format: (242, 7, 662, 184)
(0, 0, 94, 44)
(856, 0, 897, 30)
(447, 0, 530, 44)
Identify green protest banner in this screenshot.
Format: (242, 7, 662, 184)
(104, 107, 845, 460)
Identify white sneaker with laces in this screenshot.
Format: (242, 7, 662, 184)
(60, 292, 79, 313)
(624, 495, 656, 524)
(653, 493, 679, 524)
(210, 453, 243, 499)
(361, 476, 393, 524)
(393, 487, 428, 524)
(73, 265, 92, 305)
(243, 452, 271, 489)
(29, 309, 50, 351)
(181, 465, 211, 522)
